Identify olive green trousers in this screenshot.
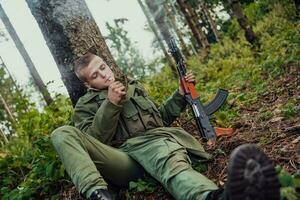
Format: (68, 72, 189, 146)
(51, 126, 218, 200)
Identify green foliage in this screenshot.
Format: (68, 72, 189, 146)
(280, 100, 300, 118)
(244, 0, 270, 23)
(144, 1, 299, 128)
(0, 66, 33, 135)
(106, 18, 155, 79)
(0, 95, 73, 199)
(1, 1, 299, 199)
(143, 65, 177, 104)
(259, 110, 274, 121)
(129, 177, 157, 193)
(255, 6, 299, 75)
(276, 166, 300, 200)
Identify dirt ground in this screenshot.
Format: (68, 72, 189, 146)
(62, 63, 299, 200)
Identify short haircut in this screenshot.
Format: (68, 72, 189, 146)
(73, 52, 96, 82)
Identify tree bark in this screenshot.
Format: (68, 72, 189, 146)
(0, 56, 21, 94)
(0, 92, 16, 123)
(0, 3, 53, 106)
(0, 125, 8, 144)
(137, 0, 175, 69)
(144, 0, 177, 77)
(185, 1, 210, 48)
(229, 0, 257, 44)
(170, 1, 198, 55)
(177, 0, 209, 55)
(26, 0, 126, 106)
(200, 1, 221, 43)
(295, 0, 300, 16)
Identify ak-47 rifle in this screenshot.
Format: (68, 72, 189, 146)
(167, 38, 230, 141)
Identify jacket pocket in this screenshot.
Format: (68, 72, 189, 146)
(133, 96, 164, 128)
(121, 99, 145, 136)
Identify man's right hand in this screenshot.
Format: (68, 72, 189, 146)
(107, 81, 126, 105)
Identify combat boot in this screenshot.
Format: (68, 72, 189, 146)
(88, 188, 116, 200)
(206, 144, 280, 200)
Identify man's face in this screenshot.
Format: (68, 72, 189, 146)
(80, 56, 115, 90)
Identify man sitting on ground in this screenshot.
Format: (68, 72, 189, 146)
(51, 52, 280, 200)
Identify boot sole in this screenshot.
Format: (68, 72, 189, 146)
(227, 144, 280, 200)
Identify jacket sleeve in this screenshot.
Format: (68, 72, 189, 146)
(73, 99, 122, 144)
(158, 89, 187, 126)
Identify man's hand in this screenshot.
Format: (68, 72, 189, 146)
(107, 81, 126, 105)
(178, 70, 196, 95)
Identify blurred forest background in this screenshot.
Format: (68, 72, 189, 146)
(0, 0, 299, 199)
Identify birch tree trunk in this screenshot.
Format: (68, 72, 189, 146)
(0, 3, 53, 106)
(26, 0, 126, 106)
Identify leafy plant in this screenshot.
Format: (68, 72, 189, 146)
(129, 177, 157, 193)
(0, 95, 73, 199)
(276, 166, 300, 200)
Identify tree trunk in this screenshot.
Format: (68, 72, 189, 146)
(200, 1, 221, 43)
(0, 126, 8, 144)
(229, 0, 257, 44)
(0, 92, 16, 123)
(164, 0, 190, 57)
(170, 1, 198, 55)
(185, 1, 210, 49)
(0, 3, 53, 106)
(0, 56, 21, 94)
(295, 0, 300, 16)
(26, 0, 126, 106)
(144, 0, 177, 77)
(177, 0, 209, 55)
(137, 0, 175, 69)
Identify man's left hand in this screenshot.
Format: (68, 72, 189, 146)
(178, 70, 196, 95)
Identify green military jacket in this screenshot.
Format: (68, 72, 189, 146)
(73, 80, 211, 160)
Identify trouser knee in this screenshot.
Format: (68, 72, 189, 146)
(51, 125, 83, 149)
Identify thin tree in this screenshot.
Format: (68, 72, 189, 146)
(163, 0, 190, 57)
(169, 0, 198, 55)
(295, 0, 300, 16)
(144, 0, 177, 77)
(0, 3, 53, 105)
(228, 0, 257, 44)
(0, 92, 16, 123)
(177, 0, 209, 55)
(200, 1, 221, 43)
(26, 0, 127, 106)
(0, 125, 8, 144)
(137, 0, 175, 70)
(185, 1, 210, 48)
(0, 56, 24, 100)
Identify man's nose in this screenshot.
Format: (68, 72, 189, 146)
(98, 70, 106, 78)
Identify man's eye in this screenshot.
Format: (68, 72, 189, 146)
(100, 65, 106, 70)
(92, 74, 97, 79)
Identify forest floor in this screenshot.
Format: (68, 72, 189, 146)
(62, 63, 300, 200)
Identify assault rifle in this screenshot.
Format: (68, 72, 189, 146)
(167, 38, 231, 141)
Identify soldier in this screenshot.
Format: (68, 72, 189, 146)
(51, 53, 280, 200)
